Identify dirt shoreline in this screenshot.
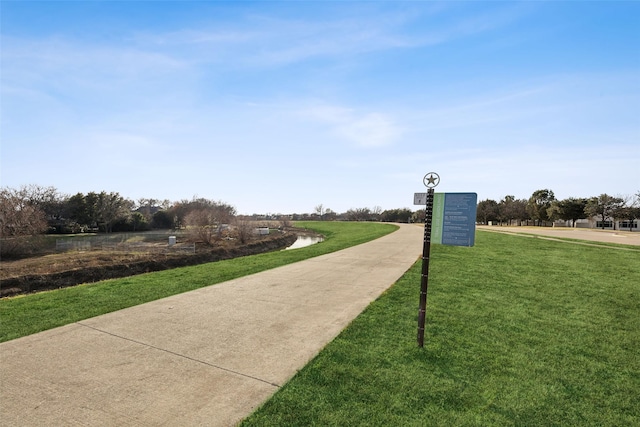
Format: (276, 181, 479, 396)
(0, 232, 299, 298)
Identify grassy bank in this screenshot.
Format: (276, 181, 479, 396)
(241, 230, 640, 426)
(0, 221, 397, 343)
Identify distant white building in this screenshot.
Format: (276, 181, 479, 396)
(563, 217, 638, 231)
(618, 219, 639, 231)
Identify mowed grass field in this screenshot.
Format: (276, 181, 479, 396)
(241, 230, 640, 426)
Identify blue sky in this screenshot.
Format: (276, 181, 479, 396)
(2, 1, 639, 215)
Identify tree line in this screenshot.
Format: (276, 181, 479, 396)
(3, 185, 639, 249)
(312, 204, 415, 223)
(476, 189, 640, 229)
(0, 185, 420, 237)
(1, 185, 421, 242)
(0, 185, 236, 236)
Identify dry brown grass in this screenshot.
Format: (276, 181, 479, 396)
(1, 251, 168, 280)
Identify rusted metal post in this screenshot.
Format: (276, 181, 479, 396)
(417, 187, 434, 347)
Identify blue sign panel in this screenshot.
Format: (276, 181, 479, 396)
(432, 193, 477, 247)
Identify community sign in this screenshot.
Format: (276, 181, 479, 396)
(415, 192, 477, 247)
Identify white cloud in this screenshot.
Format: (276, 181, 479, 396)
(336, 113, 402, 148)
(299, 104, 402, 148)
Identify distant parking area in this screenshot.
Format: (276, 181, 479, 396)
(477, 225, 640, 246)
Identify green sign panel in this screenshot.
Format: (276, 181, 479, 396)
(431, 192, 477, 246)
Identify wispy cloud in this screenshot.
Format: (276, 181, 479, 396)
(126, 3, 528, 68)
(2, 36, 187, 82)
(336, 113, 402, 148)
(1, 1, 530, 107)
(300, 104, 403, 148)
(130, 17, 410, 67)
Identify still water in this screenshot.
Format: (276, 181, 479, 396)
(285, 235, 324, 250)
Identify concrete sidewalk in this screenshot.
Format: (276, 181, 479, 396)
(1, 224, 423, 426)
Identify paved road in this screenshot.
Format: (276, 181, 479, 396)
(477, 225, 640, 246)
(0, 224, 423, 426)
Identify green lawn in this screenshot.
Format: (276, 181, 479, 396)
(0, 221, 397, 343)
(241, 230, 640, 426)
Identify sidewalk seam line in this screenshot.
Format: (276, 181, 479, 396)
(76, 322, 281, 388)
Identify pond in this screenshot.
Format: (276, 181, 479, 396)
(285, 235, 324, 250)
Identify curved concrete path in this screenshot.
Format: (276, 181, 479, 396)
(1, 224, 423, 426)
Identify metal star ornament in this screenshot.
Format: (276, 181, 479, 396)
(423, 172, 440, 188)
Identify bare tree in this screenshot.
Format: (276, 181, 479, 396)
(323, 208, 337, 221)
(380, 208, 413, 223)
(5, 185, 69, 232)
(234, 218, 254, 244)
(184, 201, 237, 245)
(0, 187, 49, 238)
(345, 207, 372, 221)
(371, 205, 382, 221)
(0, 187, 49, 257)
(171, 197, 234, 230)
(15, 184, 62, 213)
(185, 209, 220, 245)
(280, 217, 292, 228)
